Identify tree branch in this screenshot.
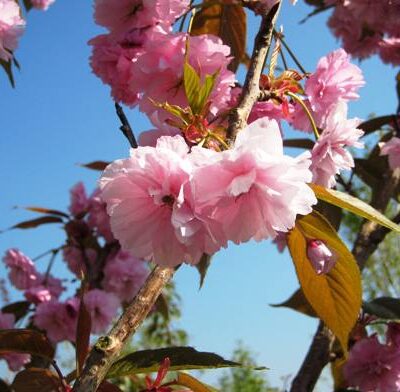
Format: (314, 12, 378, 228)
(72, 265, 175, 392)
(290, 168, 400, 392)
(115, 102, 138, 149)
(226, 2, 281, 141)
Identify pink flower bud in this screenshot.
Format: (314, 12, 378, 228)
(306, 239, 337, 275)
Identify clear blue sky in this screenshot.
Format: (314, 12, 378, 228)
(0, 0, 398, 389)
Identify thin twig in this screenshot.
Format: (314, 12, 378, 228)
(277, 32, 307, 75)
(115, 102, 138, 149)
(227, 2, 282, 142)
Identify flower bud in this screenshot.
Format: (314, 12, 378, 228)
(306, 239, 337, 275)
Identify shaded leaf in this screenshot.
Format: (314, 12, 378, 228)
(191, 2, 246, 72)
(76, 282, 92, 377)
(359, 115, 396, 135)
(283, 138, 314, 149)
(11, 368, 62, 392)
(0, 379, 11, 392)
(196, 254, 212, 289)
(107, 347, 257, 378)
(288, 211, 362, 351)
(0, 58, 15, 88)
(271, 288, 317, 318)
(18, 206, 69, 218)
(98, 381, 123, 392)
(176, 372, 217, 392)
(22, 0, 33, 12)
(0, 329, 54, 359)
(1, 301, 31, 322)
(310, 183, 400, 233)
(363, 297, 400, 319)
(8, 216, 64, 231)
(79, 160, 110, 171)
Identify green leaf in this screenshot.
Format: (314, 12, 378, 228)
(1, 301, 31, 322)
(11, 369, 62, 392)
(310, 183, 400, 233)
(0, 329, 54, 359)
(288, 211, 362, 352)
(196, 254, 212, 289)
(151, 100, 191, 123)
(197, 71, 219, 115)
(271, 288, 317, 318)
(363, 297, 400, 319)
(183, 62, 202, 114)
(107, 347, 262, 378)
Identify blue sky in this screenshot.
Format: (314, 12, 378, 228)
(0, 0, 398, 389)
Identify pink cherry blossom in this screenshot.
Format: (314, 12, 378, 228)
(84, 289, 120, 334)
(24, 286, 52, 304)
(190, 118, 317, 244)
(306, 239, 337, 275)
(343, 335, 400, 392)
(273, 232, 287, 253)
(100, 136, 197, 267)
(31, 0, 55, 11)
(138, 128, 180, 147)
(24, 274, 64, 304)
(310, 102, 363, 188)
(69, 182, 89, 217)
(87, 189, 114, 242)
(102, 250, 149, 302)
(62, 246, 98, 276)
(305, 48, 364, 116)
(94, 0, 189, 35)
(2, 249, 40, 290)
(0, 0, 25, 61)
(134, 32, 235, 128)
(34, 298, 79, 343)
(380, 137, 400, 170)
(0, 311, 30, 371)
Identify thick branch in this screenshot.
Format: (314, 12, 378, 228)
(290, 168, 400, 392)
(226, 2, 281, 141)
(73, 265, 175, 392)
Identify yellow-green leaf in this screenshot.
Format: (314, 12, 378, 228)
(176, 372, 218, 392)
(183, 62, 202, 114)
(288, 211, 362, 352)
(310, 183, 400, 233)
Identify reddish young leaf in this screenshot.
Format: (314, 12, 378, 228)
(97, 381, 123, 392)
(20, 206, 69, 218)
(76, 282, 92, 376)
(0, 329, 54, 359)
(11, 368, 63, 392)
(8, 216, 64, 231)
(0, 379, 11, 392)
(1, 301, 31, 322)
(79, 161, 110, 171)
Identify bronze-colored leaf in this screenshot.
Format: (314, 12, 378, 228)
(11, 368, 62, 392)
(359, 115, 396, 135)
(22, 0, 33, 12)
(98, 381, 123, 392)
(288, 211, 362, 352)
(0, 58, 15, 88)
(283, 138, 315, 149)
(0, 329, 54, 359)
(79, 161, 110, 171)
(176, 372, 218, 392)
(0, 379, 11, 392)
(195, 254, 212, 289)
(20, 206, 69, 218)
(1, 301, 31, 322)
(271, 288, 317, 318)
(191, 2, 247, 72)
(8, 216, 64, 231)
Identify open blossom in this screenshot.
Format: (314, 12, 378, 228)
(34, 298, 79, 343)
(305, 49, 364, 117)
(306, 239, 337, 275)
(69, 182, 89, 216)
(31, 0, 55, 11)
(87, 189, 114, 242)
(380, 137, 400, 170)
(133, 32, 235, 127)
(62, 246, 98, 276)
(344, 335, 400, 392)
(102, 250, 149, 302)
(84, 289, 120, 334)
(191, 118, 317, 244)
(94, 0, 189, 35)
(0, 311, 30, 371)
(0, 0, 26, 61)
(3, 249, 40, 290)
(24, 274, 64, 304)
(100, 136, 197, 267)
(310, 101, 363, 188)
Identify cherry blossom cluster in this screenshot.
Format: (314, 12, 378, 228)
(344, 322, 400, 391)
(89, 0, 236, 130)
(100, 118, 317, 267)
(0, 182, 148, 371)
(0, 0, 55, 62)
(380, 135, 400, 170)
(326, 0, 400, 65)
